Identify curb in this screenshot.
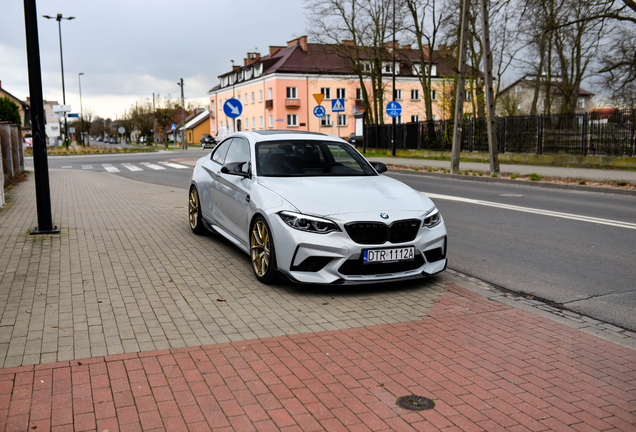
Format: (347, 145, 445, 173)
(388, 168, 636, 197)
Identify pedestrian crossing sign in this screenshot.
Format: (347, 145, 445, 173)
(331, 99, 345, 112)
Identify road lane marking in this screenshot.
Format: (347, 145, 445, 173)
(61, 166, 72, 169)
(103, 166, 120, 173)
(423, 192, 636, 230)
(82, 165, 93, 170)
(140, 163, 166, 170)
(159, 162, 189, 169)
(122, 164, 143, 172)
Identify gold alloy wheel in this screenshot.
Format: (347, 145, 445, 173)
(189, 188, 199, 230)
(251, 220, 270, 277)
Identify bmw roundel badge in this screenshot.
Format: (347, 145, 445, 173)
(380, 213, 389, 219)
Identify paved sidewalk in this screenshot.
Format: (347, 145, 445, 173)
(367, 157, 636, 183)
(0, 169, 634, 431)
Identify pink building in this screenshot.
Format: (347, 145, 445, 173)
(208, 36, 460, 139)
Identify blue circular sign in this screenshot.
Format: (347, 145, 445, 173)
(386, 101, 402, 118)
(223, 98, 243, 119)
(313, 105, 326, 118)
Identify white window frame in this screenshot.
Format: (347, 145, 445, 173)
(268, 88, 273, 100)
(259, 90, 263, 102)
(268, 115, 273, 128)
(431, 90, 437, 101)
(394, 89, 402, 101)
(413, 63, 422, 76)
(432, 114, 437, 121)
(259, 116, 263, 128)
(577, 98, 585, 108)
(411, 115, 419, 123)
(411, 89, 419, 101)
(287, 114, 298, 127)
(361, 62, 372, 73)
(337, 114, 347, 126)
(251, 92, 255, 104)
(244, 94, 248, 104)
(382, 62, 399, 74)
(321, 114, 332, 127)
(515, 85, 522, 93)
(286, 87, 298, 99)
(465, 91, 472, 101)
(244, 117, 249, 130)
(336, 88, 346, 99)
(356, 88, 363, 100)
(320, 87, 331, 99)
(252, 117, 256, 129)
(396, 115, 402, 124)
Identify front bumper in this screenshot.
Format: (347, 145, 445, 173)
(268, 212, 448, 285)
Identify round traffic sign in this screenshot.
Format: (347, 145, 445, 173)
(223, 98, 243, 119)
(313, 105, 326, 118)
(386, 101, 402, 118)
(118, 126, 125, 134)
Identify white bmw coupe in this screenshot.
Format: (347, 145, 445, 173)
(189, 131, 447, 284)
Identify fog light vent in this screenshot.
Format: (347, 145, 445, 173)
(396, 395, 435, 411)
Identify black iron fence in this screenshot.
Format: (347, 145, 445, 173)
(364, 109, 636, 156)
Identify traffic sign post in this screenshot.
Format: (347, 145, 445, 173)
(223, 98, 243, 134)
(332, 99, 345, 139)
(313, 106, 326, 118)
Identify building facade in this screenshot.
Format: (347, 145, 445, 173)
(208, 37, 465, 139)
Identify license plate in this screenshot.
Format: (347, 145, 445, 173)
(363, 247, 415, 264)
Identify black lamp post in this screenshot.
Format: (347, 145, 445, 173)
(42, 13, 74, 147)
(78, 72, 84, 147)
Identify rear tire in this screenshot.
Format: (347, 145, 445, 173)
(189, 186, 207, 235)
(250, 216, 278, 284)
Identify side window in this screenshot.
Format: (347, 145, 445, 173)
(212, 139, 232, 164)
(224, 138, 251, 173)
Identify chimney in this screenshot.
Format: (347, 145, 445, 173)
(269, 46, 284, 56)
(245, 51, 261, 65)
(402, 44, 411, 50)
(384, 41, 400, 51)
(299, 35, 308, 52)
(287, 37, 299, 47)
(232, 65, 241, 71)
(342, 40, 355, 47)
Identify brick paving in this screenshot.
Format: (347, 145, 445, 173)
(0, 168, 634, 431)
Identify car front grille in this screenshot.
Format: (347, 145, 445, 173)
(338, 254, 425, 276)
(345, 219, 421, 245)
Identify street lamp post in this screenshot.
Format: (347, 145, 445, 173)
(43, 13, 74, 147)
(78, 72, 84, 147)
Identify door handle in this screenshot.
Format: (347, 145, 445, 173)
(245, 195, 250, 202)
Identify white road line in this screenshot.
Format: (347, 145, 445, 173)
(61, 166, 72, 169)
(423, 192, 636, 230)
(104, 166, 120, 173)
(140, 163, 166, 170)
(159, 162, 189, 169)
(82, 166, 93, 170)
(122, 164, 143, 172)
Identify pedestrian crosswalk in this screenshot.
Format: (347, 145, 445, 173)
(60, 162, 191, 173)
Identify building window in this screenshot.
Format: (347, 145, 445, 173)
(515, 85, 522, 93)
(413, 64, 422, 75)
(337, 114, 347, 126)
(411, 89, 419, 101)
(320, 87, 331, 99)
(244, 117, 249, 130)
(244, 94, 248, 104)
(287, 114, 298, 127)
(465, 91, 472, 101)
(251, 92, 255, 104)
(431, 90, 437, 101)
(394, 89, 402, 100)
(396, 115, 402, 124)
(268, 115, 273, 128)
(259, 90, 263, 102)
(336, 88, 346, 99)
(361, 62, 372, 72)
(432, 114, 437, 121)
(356, 88, 363, 100)
(252, 117, 256, 129)
(321, 114, 332, 126)
(577, 98, 585, 108)
(259, 116, 263, 128)
(286, 87, 297, 99)
(427, 64, 437, 76)
(382, 62, 399, 74)
(541, 97, 546, 108)
(268, 88, 273, 100)
(411, 115, 419, 123)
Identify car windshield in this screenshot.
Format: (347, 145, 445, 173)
(256, 140, 376, 177)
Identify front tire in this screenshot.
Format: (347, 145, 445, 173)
(189, 186, 207, 235)
(250, 216, 278, 284)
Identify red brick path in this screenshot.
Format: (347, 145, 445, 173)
(1, 284, 634, 431)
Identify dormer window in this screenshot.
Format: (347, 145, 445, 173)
(382, 62, 399, 74)
(254, 64, 262, 77)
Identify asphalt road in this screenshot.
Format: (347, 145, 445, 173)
(26, 150, 636, 330)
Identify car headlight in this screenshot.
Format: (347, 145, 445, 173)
(278, 211, 341, 234)
(423, 207, 441, 228)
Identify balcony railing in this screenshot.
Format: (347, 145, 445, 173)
(285, 99, 301, 108)
(265, 99, 274, 109)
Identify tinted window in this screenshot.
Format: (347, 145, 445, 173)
(256, 140, 376, 177)
(225, 138, 250, 164)
(212, 138, 232, 164)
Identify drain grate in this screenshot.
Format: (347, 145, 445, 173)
(396, 395, 435, 411)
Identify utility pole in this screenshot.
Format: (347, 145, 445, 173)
(391, 0, 396, 156)
(450, 0, 470, 174)
(479, 0, 500, 175)
(78, 72, 84, 147)
(178, 78, 186, 149)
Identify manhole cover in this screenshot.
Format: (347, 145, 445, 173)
(396, 395, 435, 411)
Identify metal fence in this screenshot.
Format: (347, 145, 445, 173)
(364, 109, 636, 156)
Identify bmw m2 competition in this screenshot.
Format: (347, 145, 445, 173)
(189, 131, 447, 284)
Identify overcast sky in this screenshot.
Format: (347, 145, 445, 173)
(1, 0, 307, 119)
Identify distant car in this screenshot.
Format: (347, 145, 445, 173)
(139, 136, 147, 144)
(348, 133, 356, 145)
(109, 138, 118, 144)
(96, 136, 103, 142)
(200, 134, 216, 149)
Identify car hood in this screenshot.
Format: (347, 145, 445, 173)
(257, 175, 434, 217)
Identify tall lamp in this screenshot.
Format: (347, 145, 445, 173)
(42, 13, 75, 147)
(78, 72, 84, 147)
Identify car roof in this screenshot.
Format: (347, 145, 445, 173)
(227, 130, 344, 143)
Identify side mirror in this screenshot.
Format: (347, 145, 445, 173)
(370, 161, 387, 174)
(221, 162, 251, 178)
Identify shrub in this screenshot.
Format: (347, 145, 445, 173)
(529, 173, 541, 181)
(510, 173, 520, 179)
(579, 180, 586, 185)
(617, 182, 627, 186)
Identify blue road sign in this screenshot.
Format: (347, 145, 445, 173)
(331, 99, 345, 112)
(313, 105, 326, 118)
(223, 98, 243, 118)
(171, 124, 176, 130)
(68, 113, 79, 118)
(386, 101, 402, 118)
